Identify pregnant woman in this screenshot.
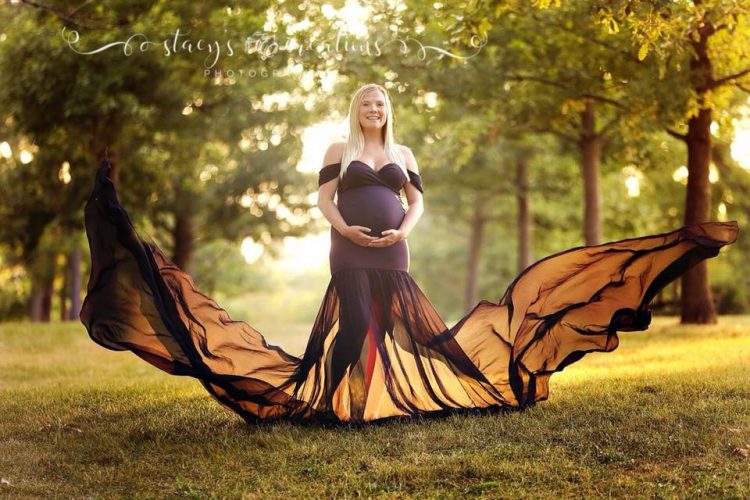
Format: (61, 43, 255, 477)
(80, 83, 739, 424)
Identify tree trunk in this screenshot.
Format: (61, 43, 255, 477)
(680, 17, 718, 325)
(464, 196, 487, 312)
(680, 106, 717, 323)
(579, 99, 603, 245)
(516, 154, 533, 271)
(173, 212, 195, 273)
(40, 275, 53, 322)
(28, 267, 55, 322)
(59, 260, 69, 321)
(29, 285, 45, 322)
(69, 244, 82, 320)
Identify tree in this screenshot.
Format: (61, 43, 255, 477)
(0, 0, 331, 320)
(597, 0, 750, 322)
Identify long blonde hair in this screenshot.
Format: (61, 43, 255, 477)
(339, 83, 407, 180)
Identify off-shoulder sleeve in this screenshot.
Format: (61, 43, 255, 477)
(318, 163, 341, 186)
(407, 169, 424, 193)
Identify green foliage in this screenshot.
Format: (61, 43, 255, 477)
(0, 1, 331, 318)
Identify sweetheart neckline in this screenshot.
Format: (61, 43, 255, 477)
(323, 160, 420, 177)
(351, 159, 400, 174)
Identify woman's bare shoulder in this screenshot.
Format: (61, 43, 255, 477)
(322, 141, 346, 167)
(396, 144, 418, 173)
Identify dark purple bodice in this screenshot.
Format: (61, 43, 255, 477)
(318, 161, 424, 275)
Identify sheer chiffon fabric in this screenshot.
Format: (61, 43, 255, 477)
(80, 159, 739, 424)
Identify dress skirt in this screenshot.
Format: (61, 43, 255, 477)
(79, 160, 739, 424)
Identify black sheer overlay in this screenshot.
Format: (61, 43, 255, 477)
(80, 159, 739, 424)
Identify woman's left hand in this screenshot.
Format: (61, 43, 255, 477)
(367, 229, 406, 247)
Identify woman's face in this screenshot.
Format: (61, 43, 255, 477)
(358, 89, 387, 131)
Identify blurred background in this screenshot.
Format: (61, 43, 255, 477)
(0, 0, 748, 328)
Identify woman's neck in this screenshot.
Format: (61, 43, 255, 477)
(362, 128, 385, 148)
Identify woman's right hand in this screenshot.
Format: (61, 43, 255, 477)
(343, 225, 378, 247)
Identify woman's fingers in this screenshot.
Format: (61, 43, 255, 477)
(349, 226, 377, 246)
(369, 229, 399, 246)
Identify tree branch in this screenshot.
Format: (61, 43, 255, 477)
(523, 123, 578, 143)
(709, 67, 750, 89)
(665, 127, 688, 141)
(599, 113, 621, 137)
(581, 93, 625, 109)
(505, 74, 570, 91)
(69, 0, 95, 17)
(548, 128, 578, 143)
(505, 76, 624, 111)
(528, 12, 639, 62)
(18, 0, 92, 28)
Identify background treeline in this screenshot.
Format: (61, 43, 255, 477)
(0, 0, 748, 325)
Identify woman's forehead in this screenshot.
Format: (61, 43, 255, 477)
(362, 89, 385, 102)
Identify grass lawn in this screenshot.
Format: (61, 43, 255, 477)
(1, 316, 749, 498)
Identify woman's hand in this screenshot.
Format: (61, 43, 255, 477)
(367, 229, 406, 247)
(343, 225, 378, 247)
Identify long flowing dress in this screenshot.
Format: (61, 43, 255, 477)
(79, 158, 739, 424)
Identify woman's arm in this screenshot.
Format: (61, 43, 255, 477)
(317, 142, 349, 234)
(397, 145, 424, 238)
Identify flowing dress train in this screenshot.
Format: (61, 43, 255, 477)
(79, 159, 739, 423)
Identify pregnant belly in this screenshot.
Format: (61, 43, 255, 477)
(337, 186, 406, 237)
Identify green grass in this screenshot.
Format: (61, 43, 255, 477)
(1, 316, 749, 498)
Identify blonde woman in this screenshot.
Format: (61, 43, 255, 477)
(81, 83, 739, 425)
